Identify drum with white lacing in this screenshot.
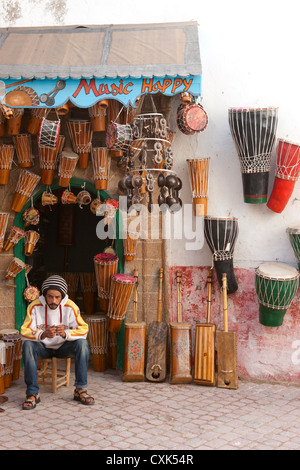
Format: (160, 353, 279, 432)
(86, 315, 107, 372)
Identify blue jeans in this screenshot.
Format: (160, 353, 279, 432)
(22, 339, 90, 395)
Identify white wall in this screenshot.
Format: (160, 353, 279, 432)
(1, 0, 299, 270)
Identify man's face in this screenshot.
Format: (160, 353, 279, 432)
(45, 290, 62, 310)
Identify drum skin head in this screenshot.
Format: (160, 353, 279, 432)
(256, 261, 299, 280)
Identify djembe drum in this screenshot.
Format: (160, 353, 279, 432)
(228, 106, 278, 203)
(58, 152, 79, 187)
(91, 147, 110, 190)
(3, 226, 25, 251)
(106, 122, 133, 152)
(12, 134, 32, 168)
(79, 272, 96, 315)
(24, 230, 40, 256)
(3, 334, 22, 381)
(177, 103, 208, 135)
(3, 342, 15, 388)
(0, 144, 14, 184)
(5, 257, 25, 280)
(10, 169, 41, 213)
(67, 119, 93, 168)
(38, 137, 65, 185)
(287, 223, 300, 269)
(0, 341, 5, 394)
(204, 216, 239, 294)
(27, 107, 50, 134)
(107, 274, 136, 333)
(267, 138, 300, 213)
(255, 262, 299, 327)
(187, 158, 210, 216)
(103, 199, 119, 225)
(6, 108, 24, 135)
(86, 315, 107, 372)
(88, 100, 108, 131)
(123, 232, 139, 261)
(94, 253, 119, 312)
(0, 213, 9, 252)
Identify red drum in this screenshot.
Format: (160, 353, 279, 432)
(0, 144, 14, 185)
(267, 138, 300, 213)
(177, 103, 208, 135)
(94, 253, 119, 313)
(107, 274, 136, 333)
(3, 226, 25, 251)
(106, 122, 132, 151)
(13, 134, 33, 168)
(61, 189, 77, 205)
(0, 213, 9, 252)
(3, 334, 22, 381)
(23, 285, 40, 303)
(10, 170, 41, 213)
(67, 120, 93, 169)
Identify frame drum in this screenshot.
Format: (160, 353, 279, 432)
(24, 230, 40, 256)
(5, 257, 25, 280)
(107, 274, 135, 333)
(187, 158, 210, 216)
(3, 226, 25, 251)
(286, 223, 300, 270)
(255, 262, 299, 327)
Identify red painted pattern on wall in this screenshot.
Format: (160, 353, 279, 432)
(169, 266, 300, 384)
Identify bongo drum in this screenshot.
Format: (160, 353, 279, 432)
(187, 158, 210, 216)
(61, 189, 77, 205)
(88, 100, 108, 131)
(27, 107, 50, 134)
(38, 116, 61, 149)
(79, 272, 96, 315)
(255, 262, 299, 327)
(24, 230, 40, 256)
(204, 216, 239, 294)
(3, 342, 15, 388)
(10, 169, 41, 213)
(267, 138, 300, 213)
(3, 334, 22, 381)
(23, 285, 40, 303)
(5, 257, 25, 280)
(77, 190, 91, 208)
(58, 151, 79, 187)
(3, 226, 25, 251)
(63, 272, 79, 302)
(123, 232, 139, 261)
(94, 253, 119, 313)
(0, 144, 14, 184)
(0, 341, 5, 394)
(86, 315, 107, 372)
(0, 213, 9, 252)
(23, 207, 39, 227)
(91, 147, 110, 190)
(67, 119, 93, 168)
(177, 103, 208, 135)
(228, 106, 278, 203)
(41, 191, 58, 206)
(287, 224, 300, 270)
(107, 274, 136, 333)
(12, 134, 32, 168)
(6, 108, 24, 135)
(106, 122, 133, 152)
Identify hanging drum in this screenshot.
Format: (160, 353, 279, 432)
(177, 103, 208, 135)
(58, 151, 79, 187)
(12, 134, 33, 168)
(3, 226, 25, 251)
(267, 138, 300, 213)
(91, 147, 110, 190)
(255, 262, 299, 327)
(24, 230, 40, 256)
(0, 144, 14, 185)
(0, 213, 9, 252)
(94, 253, 119, 313)
(187, 158, 210, 216)
(67, 119, 93, 169)
(10, 169, 41, 213)
(27, 108, 50, 135)
(204, 216, 239, 294)
(38, 116, 61, 149)
(6, 108, 24, 135)
(5, 257, 25, 280)
(88, 100, 108, 132)
(228, 106, 278, 203)
(286, 223, 300, 270)
(106, 122, 132, 152)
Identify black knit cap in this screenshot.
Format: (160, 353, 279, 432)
(41, 275, 68, 299)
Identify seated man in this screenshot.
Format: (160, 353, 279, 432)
(21, 274, 94, 410)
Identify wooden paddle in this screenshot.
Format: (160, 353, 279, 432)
(194, 267, 216, 386)
(216, 273, 238, 389)
(146, 267, 168, 382)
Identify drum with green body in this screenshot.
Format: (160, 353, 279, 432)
(287, 224, 300, 270)
(255, 262, 299, 327)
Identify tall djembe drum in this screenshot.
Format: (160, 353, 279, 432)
(10, 169, 41, 213)
(94, 253, 119, 313)
(0, 144, 14, 185)
(86, 315, 107, 372)
(67, 119, 93, 169)
(107, 274, 135, 333)
(91, 147, 110, 190)
(228, 106, 278, 203)
(187, 158, 210, 216)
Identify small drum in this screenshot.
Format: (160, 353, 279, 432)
(286, 223, 300, 269)
(63, 272, 79, 302)
(267, 138, 300, 213)
(5, 257, 25, 280)
(58, 151, 79, 187)
(123, 232, 139, 261)
(6, 108, 24, 135)
(228, 106, 278, 203)
(38, 117, 61, 149)
(3, 226, 25, 251)
(23, 285, 40, 303)
(123, 321, 146, 381)
(3, 334, 22, 381)
(61, 189, 77, 205)
(24, 230, 40, 256)
(3, 342, 15, 388)
(106, 122, 133, 151)
(79, 272, 96, 315)
(12, 134, 32, 168)
(169, 323, 193, 384)
(204, 216, 239, 294)
(41, 191, 58, 206)
(187, 158, 210, 216)
(94, 253, 119, 313)
(67, 119, 93, 168)
(22, 207, 39, 227)
(27, 107, 50, 134)
(107, 273, 136, 333)
(10, 169, 41, 213)
(0, 212, 9, 252)
(0, 341, 5, 394)
(0, 144, 14, 185)
(91, 147, 110, 190)
(86, 315, 107, 372)
(255, 262, 299, 327)
(77, 190, 91, 208)
(177, 103, 208, 135)
(88, 100, 108, 131)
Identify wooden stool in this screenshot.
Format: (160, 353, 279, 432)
(38, 357, 71, 393)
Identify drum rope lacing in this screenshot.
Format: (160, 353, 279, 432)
(255, 273, 299, 310)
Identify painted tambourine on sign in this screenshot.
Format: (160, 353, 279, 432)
(176, 103, 208, 135)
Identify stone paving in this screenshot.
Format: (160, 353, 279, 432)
(1, 364, 300, 451)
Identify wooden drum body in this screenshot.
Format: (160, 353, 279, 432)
(107, 274, 135, 333)
(38, 136, 65, 185)
(3, 226, 25, 251)
(91, 147, 110, 190)
(169, 323, 192, 384)
(0, 144, 14, 184)
(0, 341, 5, 394)
(187, 158, 210, 216)
(88, 100, 108, 131)
(6, 108, 24, 135)
(0, 212, 9, 252)
(177, 103, 208, 135)
(86, 315, 107, 372)
(11, 169, 41, 213)
(67, 119, 93, 169)
(123, 232, 139, 261)
(123, 321, 146, 381)
(94, 253, 119, 313)
(58, 152, 79, 187)
(24, 230, 40, 256)
(12, 134, 32, 168)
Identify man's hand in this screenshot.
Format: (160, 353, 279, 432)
(41, 326, 56, 340)
(55, 325, 66, 338)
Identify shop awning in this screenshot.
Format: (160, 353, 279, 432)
(0, 21, 202, 108)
